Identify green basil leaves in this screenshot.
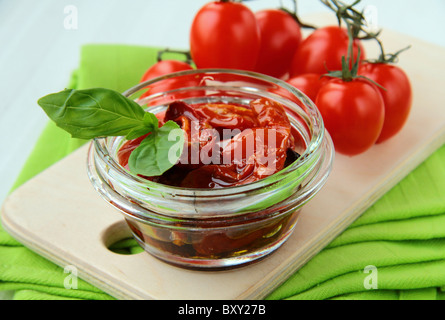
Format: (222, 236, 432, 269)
(128, 120, 184, 177)
(38, 88, 184, 176)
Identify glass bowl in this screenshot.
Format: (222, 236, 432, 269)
(87, 69, 334, 270)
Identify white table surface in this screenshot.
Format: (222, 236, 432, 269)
(0, 0, 444, 300)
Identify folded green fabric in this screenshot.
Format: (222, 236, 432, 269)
(266, 144, 445, 300)
(1, 44, 445, 300)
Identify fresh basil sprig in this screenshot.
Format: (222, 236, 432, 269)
(38, 88, 184, 176)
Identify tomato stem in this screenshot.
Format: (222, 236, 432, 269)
(320, 0, 373, 39)
(341, 22, 360, 81)
(279, 0, 317, 29)
(321, 0, 411, 66)
(323, 21, 385, 90)
(370, 38, 412, 64)
(157, 48, 193, 65)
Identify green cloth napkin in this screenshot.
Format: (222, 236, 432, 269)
(1, 44, 445, 300)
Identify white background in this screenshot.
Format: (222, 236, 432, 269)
(0, 0, 444, 299)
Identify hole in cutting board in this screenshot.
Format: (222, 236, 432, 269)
(101, 220, 144, 255)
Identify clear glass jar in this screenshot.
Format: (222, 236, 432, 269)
(87, 69, 334, 269)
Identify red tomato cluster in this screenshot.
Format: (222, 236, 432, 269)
(189, 1, 304, 79)
(140, 1, 303, 83)
(288, 40, 412, 156)
(139, 0, 412, 157)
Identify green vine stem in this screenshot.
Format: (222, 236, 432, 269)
(320, 0, 377, 39)
(370, 38, 412, 64)
(324, 20, 386, 90)
(324, 22, 360, 82)
(157, 48, 193, 64)
(321, 0, 411, 66)
(279, 0, 317, 29)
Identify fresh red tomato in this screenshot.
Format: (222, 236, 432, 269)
(140, 60, 193, 83)
(139, 60, 194, 100)
(190, 1, 261, 71)
(290, 26, 365, 77)
(255, 9, 302, 79)
(316, 78, 385, 156)
(287, 73, 329, 102)
(358, 62, 412, 144)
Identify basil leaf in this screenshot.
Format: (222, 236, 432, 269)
(126, 112, 160, 140)
(38, 87, 185, 176)
(37, 88, 157, 140)
(128, 121, 185, 177)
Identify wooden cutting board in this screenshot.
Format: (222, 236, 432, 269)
(2, 21, 445, 300)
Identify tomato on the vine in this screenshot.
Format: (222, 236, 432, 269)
(287, 73, 329, 102)
(190, 1, 261, 71)
(315, 78, 385, 156)
(254, 9, 302, 79)
(358, 62, 412, 144)
(290, 26, 365, 77)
